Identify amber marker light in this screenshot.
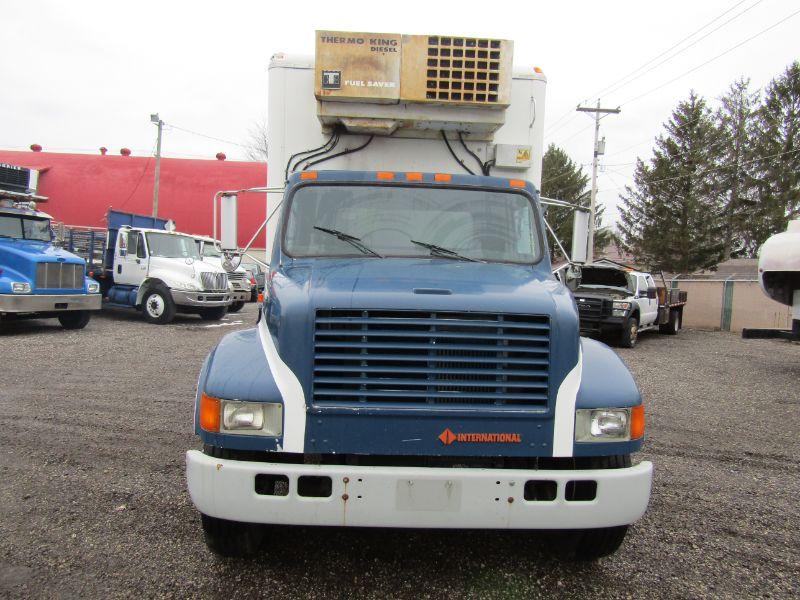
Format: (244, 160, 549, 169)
(631, 404, 645, 440)
(405, 172, 424, 181)
(509, 179, 526, 188)
(376, 171, 395, 180)
(434, 173, 452, 182)
(300, 171, 318, 180)
(199, 393, 221, 433)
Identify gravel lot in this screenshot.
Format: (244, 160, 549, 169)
(1, 304, 798, 599)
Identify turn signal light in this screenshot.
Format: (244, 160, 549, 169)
(376, 171, 395, 180)
(300, 171, 318, 180)
(509, 179, 526, 188)
(199, 393, 221, 433)
(434, 173, 452, 182)
(405, 172, 424, 181)
(631, 404, 645, 440)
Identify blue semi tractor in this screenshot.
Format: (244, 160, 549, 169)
(0, 173, 101, 329)
(186, 31, 653, 560)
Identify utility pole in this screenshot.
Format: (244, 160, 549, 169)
(576, 100, 620, 262)
(150, 113, 164, 218)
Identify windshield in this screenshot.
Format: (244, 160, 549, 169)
(283, 185, 541, 264)
(196, 240, 223, 258)
(146, 233, 201, 259)
(0, 215, 51, 241)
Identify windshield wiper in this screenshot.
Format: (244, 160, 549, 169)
(409, 240, 484, 263)
(313, 226, 383, 258)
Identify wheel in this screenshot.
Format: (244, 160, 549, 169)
(58, 310, 91, 330)
(199, 306, 227, 321)
(659, 309, 680, 335)
(619, 316, 639, 348)
(141, 287, 176, 324)
(228, 301, 245, 313)
(200, 514, 265, 557)
(558, 455, 631, 561)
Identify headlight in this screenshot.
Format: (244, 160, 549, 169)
(87, 281, 100, 293)
(612, 300, 631, 317)
(575, 406, 645, 442)
(199, 393, 282, 436)
(12, 282, 31, 294)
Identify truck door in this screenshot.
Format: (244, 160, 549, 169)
(115, 230, 148, 286)
(637, 275, 658, 325)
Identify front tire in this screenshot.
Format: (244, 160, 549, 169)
(58, 310, 91, 330)
(142, 287, 176, 325)
(619, 316, 639, 348)
(228, 301, 245, 313)
(199, 306, 227, 321)
(200, 514, 265, 557)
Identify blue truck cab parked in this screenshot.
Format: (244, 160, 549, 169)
(185, 31, 653, 561)
(0, 194, 101, 329)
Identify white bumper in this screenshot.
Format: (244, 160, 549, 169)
(186, 450, 652, 529)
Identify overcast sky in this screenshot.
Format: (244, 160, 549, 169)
(3, 0, 798, 225)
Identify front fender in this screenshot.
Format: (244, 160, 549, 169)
(194, 328, 284, 451)
(574, 337, 644, 456)
(135, 277, 167, 305)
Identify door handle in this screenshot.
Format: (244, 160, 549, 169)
(135, 258, 141, 264)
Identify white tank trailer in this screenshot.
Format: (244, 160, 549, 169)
(742, 219, 800, 341)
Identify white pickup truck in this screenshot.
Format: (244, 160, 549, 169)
(567, 261, 688, 348)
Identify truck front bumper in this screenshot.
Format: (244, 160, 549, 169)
(0, 293, 101, 313)
(186, 450, 653, 529)
(171, 290, 231, 307)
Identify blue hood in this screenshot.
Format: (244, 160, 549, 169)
(0, 238, 87, 293)
(267, 258, 579, 398)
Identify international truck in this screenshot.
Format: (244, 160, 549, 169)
(567, 260, 688, 348)
(194, 235, 252, 313)
(186, 31, 653, 561)
(0, 166, 101, 329)
(65, 210, 232, 324)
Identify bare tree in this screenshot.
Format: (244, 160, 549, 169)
(245, 119, 268, 162)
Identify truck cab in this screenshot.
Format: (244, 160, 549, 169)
(194, 236, 251, 313)
(186, 31, 653, 561)
(568, 261, 686, 348)
(68, 210, 233, 324)
(0, 196, 100, 329)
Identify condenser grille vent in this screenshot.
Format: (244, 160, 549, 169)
(425, 36, 502, 104)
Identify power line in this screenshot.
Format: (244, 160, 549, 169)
(619, 7, 800, 107)
(545, 0, 756, 139)
(164, 122, 251, 149)
(597, 147, 800, 193)
(596, 0, 762, 100)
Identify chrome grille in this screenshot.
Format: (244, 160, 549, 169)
(313, 309, 550, 407)
(576, 298, 604, 319)
(35, 262, 84, 289)
(227, 272, 245, 281)
(200, 272, 228, 291)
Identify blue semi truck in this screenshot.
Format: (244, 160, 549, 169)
(186, 31, 653, 560)
(0, 167, 101, 329)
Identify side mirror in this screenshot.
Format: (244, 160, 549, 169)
(570, 210, 589, 264)
(220, 194, 239, 252)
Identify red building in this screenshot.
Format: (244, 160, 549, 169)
(0, 148, 267, 250)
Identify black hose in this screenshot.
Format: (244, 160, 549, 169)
(284, 129, 338, 182)
(458, 131, 488, 175)
(303, 136, 375, 169)
(293, 131, 341, 173)
(440, 130, 475, 175)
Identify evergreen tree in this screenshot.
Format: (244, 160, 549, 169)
(747, 62, 800, 254)
(540, 144, 610, 260)
(715, 78, 760, 258)
(618, 91, 725, 272)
